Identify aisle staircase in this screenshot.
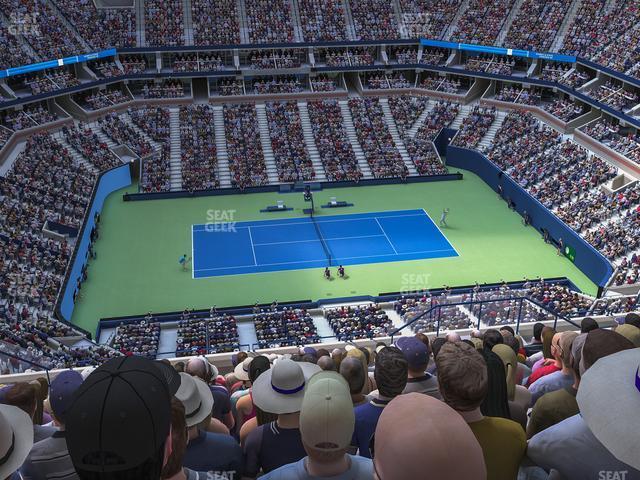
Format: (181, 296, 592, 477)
(379, 98, 418, 175)
(338, 100, 374, 179)
(297, 101, 328, 181)
(254, 103, 281, 184)
(212, 105, 232, 188)
(168, 108, 183, 191)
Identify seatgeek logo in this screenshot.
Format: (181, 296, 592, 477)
(8, 12, 40, 37)
(205, 209, 237, 233)
(599, 471, 629, 480)
(205, 473, 236, 480)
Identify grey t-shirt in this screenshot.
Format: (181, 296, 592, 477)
(528, 414, 640, 480)
(529, 371, 574, 407)
(260, 455, 373, 480)
(402, 373, 441, 399)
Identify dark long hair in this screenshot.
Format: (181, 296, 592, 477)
(480, 349, 511, 419)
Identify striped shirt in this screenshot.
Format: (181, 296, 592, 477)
(21, 431, 79, 480)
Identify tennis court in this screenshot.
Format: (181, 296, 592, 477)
(191, 209, 458, 278)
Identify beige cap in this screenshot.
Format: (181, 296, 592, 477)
(299, 371, 355, 451)
(615, 324, 640, 347)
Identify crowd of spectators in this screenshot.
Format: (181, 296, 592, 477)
(79, 89, 129, 111)
(25, 69, 80, 96)
(322, 48, 350, 67)
(216, 79, 245, 96)
(253, 76, 303, 94)
(325, 303, 392, 340)
(265, 101, 315, 182)
(387, 72, 412, 89)
(349, 97, 408, 178)
(310, 75, 339, 92)
(420, 47, 448, 66)
(387, 95, 429, 136)
(363, 72, 389, 90)
(526, 282, 593, 317)
(581, 119, 640, 166)
(142, 81, 185, 99)
(0, 25, 36, 70)
(50, 0, 136, 49)
(613, 254, 640, 286)
(0, 126, 11, 149)
(420, 74, 464, 93)
(306, 99, 362, 182)
(406, 101, 459, 175)
(398, 0, 461, 39)
(62, 124, 120, 172)
(495, 86, 541, 105)
(254, 307, 319, 348)
(1, 104, 55, 131)
(504, 0, 571, 51)
(179, 105, 219, 191)
(191, 0, 240, 46)
(90, 60, 123, 78)
(129, 106, 172, 193)
(540, 63, 572, 83)
(392, 46, 418, 64)
(298, 0, 348, 41)
(245, 0, 295, 44)
(112, 317, 161, 357)
(99, 112, 153, 157)
(0, 0, 84, 60)
(466, 54, 514, 75)
(350, 0, 398, 40)
(398, 294, 474, 332)
(249, 50, 302, 69)
(176, 311, 239, 355)
(590, 295, 639, 315)
(120, 55, 147, 74)
(451, 106, 496, 149)
(584, 207, 640, 261)
(543, 99, 586, 122)
(224, 104, 269, 189)
(145, 0, 184, 46)
(450, 0, 515, 45)
(174, 54, 225, 72)
(586, 81, 639, 112)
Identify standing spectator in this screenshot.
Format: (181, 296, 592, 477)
(161, 398, 207, 480)
(491, 345, 528, 430)
(176, 374, 243, 478)
(396, 336, 440, 398)
(0, 402, 34, 480)
(437, 342, 526, 480)
(526, 328, 560, 387)
(373, 393, 486, 480)
(2, 383, 55, 444)
(261, 371, 373, 479)
(65, 356, 176, 480)
(528, 331, 579, 406)
(238, 356, 277, 445)
(524, 322, 545, 356)
(243, 360, 321, 477)
(338, 357, 368, 407)
(22, 371, 84, 480)
(352, 346, 407, 458)
(185, 357, 234, 430)
(528, 329, 637, 479)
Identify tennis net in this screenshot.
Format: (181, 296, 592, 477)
(311, 214, 332, 266)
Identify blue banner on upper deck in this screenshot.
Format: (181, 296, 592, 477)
(420, 39, 576, 63)
(0, 48, 116, 79)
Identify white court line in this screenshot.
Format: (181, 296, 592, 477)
(374, 217, 398, 255)
(191, 226, 194, 279)
(191, 212, 427, 232)
(247, 226, 258, 266)
(418, 208, 461, 257)
(194, 248, 458, 273)
(253, 234, 386, 247)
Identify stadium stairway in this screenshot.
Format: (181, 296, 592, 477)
(237, 319, 259, 349)
(496, 0, 527, 47)
(312, 312, 337, 341)
(289, 0, 305, 43)
(212, 105, 232, 188)
(341, 0, 358, 40)
(0, 11, 39, 60)
(183, 0, 194, 45)
(478, 109, 509, 151)
(0, 139, 26, 176)
(406, 102, 437, 138)
(46, 0, 92, 52)
(297, 101, 328, 181)
(255, 103, 282, 185)
(449, 104, 472, 131)
(551, 0, 582, 52)
(136, 0, 146, 46)
(168, 108, 183, 191)
(53, 130, 99, 175)
(237, 0, 250, 44)
(443, 0, 471, 40)
(90, 122, 119, 151)
(122, 113, 165, 156)
(338, 99, 374, 179)
(379, 98, 418, 175)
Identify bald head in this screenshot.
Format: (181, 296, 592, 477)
(317, 355, 335, 371)
(186, 357, 210, 382)
(446, 332, 461, 343)
(339, 356, 366, 395)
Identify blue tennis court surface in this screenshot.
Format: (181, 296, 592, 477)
(192, 209, 458, 278)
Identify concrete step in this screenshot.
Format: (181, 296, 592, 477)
(407, 102, 437, 138)
(338, 100, 374, 179)
(297, 101, 328, 181)
(379, 98, 418, 175)
(212, 105, 232, 188)
(255, 103, 281, 185)
(168, 107, 183, 190)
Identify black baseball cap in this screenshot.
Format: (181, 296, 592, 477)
(65, 356, 173, 474)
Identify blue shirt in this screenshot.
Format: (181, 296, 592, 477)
(529, 370, 574, 407)
(183, 430, 243, 478)
(261, 455, 373, 480)
(351, 398, 389, 458)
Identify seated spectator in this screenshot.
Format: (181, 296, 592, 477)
(373, 393, 486, 479)
(0, 401, 34, 480)
(185, 357, 233, 429)
(2, 382, 55, 443)
(352, 346, 407, 458)
(396, 336, 440, 398)
(528, 331, 578, 406)
(243, 359, 321, 477)
(436, 342, 526, 480)
(338, 356, 367, 407)
(261, 371, 373, 479)
(21, 370, 84, 479)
